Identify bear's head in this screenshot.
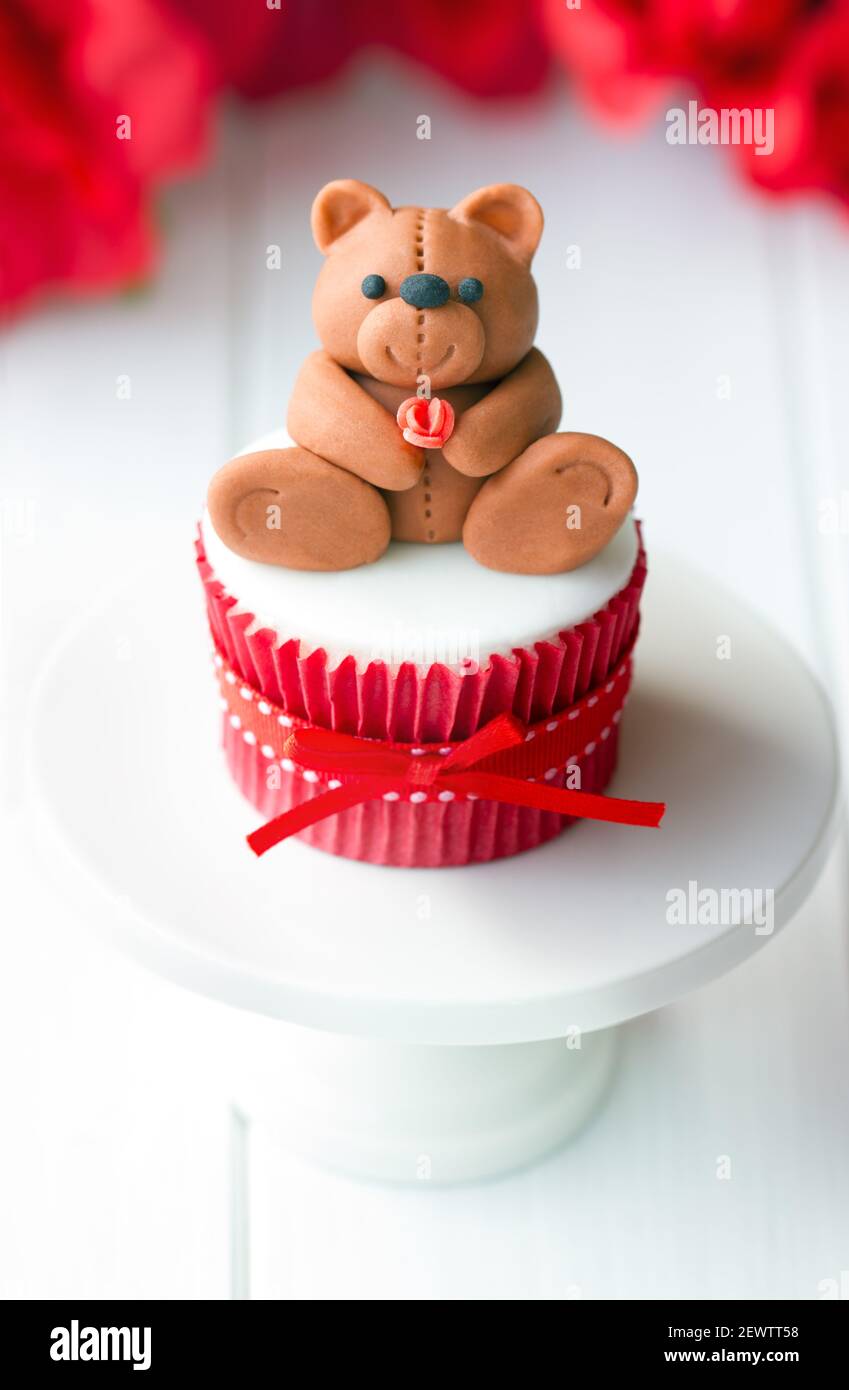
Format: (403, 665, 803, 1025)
(310, 179, 542, 391)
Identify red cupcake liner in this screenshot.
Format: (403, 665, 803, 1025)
(222, 716, 621, 867)
(196, 526, 647, 866)
(196, 525, 646, 739)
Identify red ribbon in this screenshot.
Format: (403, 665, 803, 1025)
(247, 709, 665, 857)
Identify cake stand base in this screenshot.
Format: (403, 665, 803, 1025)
(238, 1023, 618, 1185)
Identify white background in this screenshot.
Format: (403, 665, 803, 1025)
(1, 60, 848, 1299)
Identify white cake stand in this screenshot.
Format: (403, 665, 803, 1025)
(27, 548, 841, 1183)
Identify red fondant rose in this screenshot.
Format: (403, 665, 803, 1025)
(396, 395, 455, 449)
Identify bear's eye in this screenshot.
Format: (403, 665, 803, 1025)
(361, 274, 386, 299)
(458, 277, 484, 304)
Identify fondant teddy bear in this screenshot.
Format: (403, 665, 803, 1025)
(208, 180, 638, 574)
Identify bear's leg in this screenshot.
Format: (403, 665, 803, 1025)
(207, 448, 391, 571)
(462, 432, 638, 575)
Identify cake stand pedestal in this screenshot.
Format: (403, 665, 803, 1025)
(27, 550, 840, 1184)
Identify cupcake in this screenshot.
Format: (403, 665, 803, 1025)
(198, 180, 663, 866)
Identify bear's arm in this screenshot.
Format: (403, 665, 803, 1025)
(440, 348, 562, 478)
(287, 350, 424, 491)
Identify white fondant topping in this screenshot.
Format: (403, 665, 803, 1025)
(202, 428, 640, 670)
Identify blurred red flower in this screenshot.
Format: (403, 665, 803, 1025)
(3, 0, 849, 318)
(738, 3, 849, 202)
(170, 0, 550, 100)
(543, 0, 849, 204)
(0, 0, 213, 314)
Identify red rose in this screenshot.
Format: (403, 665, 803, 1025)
(735, 3, 849, 203)
(543, 0, 849, 208)
(396, 395, 455, 449)
(543, 2, 811, 107)
(170, 0, 550, 101)
(380, 0, 550, 99)
(167, 0, 357, 98)
(0, 0, 213, 314)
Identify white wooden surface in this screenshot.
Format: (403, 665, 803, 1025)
(1, 60, 848, 1299)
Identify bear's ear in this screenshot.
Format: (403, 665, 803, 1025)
(311, 179, 391, 254)
(449, 184, 543, 265)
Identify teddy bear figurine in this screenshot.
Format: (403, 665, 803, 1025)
(208, 179, 638, 575)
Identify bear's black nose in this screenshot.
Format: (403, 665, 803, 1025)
(399, 273, 450, 309)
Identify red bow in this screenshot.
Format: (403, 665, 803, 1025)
(247, 712, 665, 857)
